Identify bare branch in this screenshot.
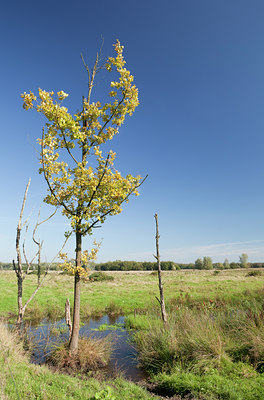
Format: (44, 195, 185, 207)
(81, 53, 91, 87)
(87, 52, 99, 105)
(16, 178, 31, 275)
(21, 231, 72, 316)
(21, 207, 34, 230)
(13, 259, 18, 277)
(155, 295, 161, 305)
(22, 224, 36, 277)
(154, 213, 167, 325)
(33, 207, 57, 246)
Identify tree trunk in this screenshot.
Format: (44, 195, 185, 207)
(154, 213, 167, 325)
(16, 274, 24, 329)
(65, 298, 72, 339)
(69, 231, 82, 354)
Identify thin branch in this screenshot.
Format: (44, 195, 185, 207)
(13, 260, 18, 277)
(33, 207, 57, 246)
(84, 154, 110, 214)
(81, 53, 91, 87)
(41, 129, 76, 216)
(89, 92, 127, 149)
(21, 207, 34, 230)
(54, 114, 78, 164)
(60, 129, 78, 164)
(83, 174, 148, 235)
(22, 231, 72, 313)
(22, 224, 37, 277)
(82, 37, 104, 105)
(16, 178, 31, 274)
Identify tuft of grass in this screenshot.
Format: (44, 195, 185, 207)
(134, 310, 230, 374)
(246, 270, 262, 277)
(213, 270, 221, 275)
(89, 272, 114, 282)
(48, 336, 113, 373)
(227, 310, 264, 370)
(105, 302, 123, 316)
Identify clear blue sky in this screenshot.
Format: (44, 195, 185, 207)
(1, 0, 264, 264)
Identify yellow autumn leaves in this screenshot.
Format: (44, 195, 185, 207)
(59, 242, 100, 277)
(21, 40, 142, 238)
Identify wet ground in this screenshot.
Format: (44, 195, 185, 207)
(26, 314, 147, 381)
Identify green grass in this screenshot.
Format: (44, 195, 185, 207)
(152, 366, 264, 400)
(0, 323, 157, 400)
(1, 269, 264, 320)
(2, 269, 264, 399)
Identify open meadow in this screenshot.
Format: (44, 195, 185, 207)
(1, 268, 264, 399)
(1, 268, 264, 320)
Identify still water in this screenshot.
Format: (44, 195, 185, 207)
(26, 315, 146, 381)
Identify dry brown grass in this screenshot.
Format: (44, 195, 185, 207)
(0, 323, 25, 362)
(48, 336, 113, 374)
(0, 323, 27, 398)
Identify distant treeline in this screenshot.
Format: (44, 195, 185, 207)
(1, 261, 264, 271)
(94, 260, 264, 271)
(94, 261, 179, 271)
(0, 263, 58, 271)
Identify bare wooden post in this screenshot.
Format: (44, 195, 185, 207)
(154, 213, 167, 325)
(14, 179, 31, 329)
(65, 298, 72, 339)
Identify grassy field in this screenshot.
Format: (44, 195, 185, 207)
(1, 268, 264, 399)
(1, 269, 264, 320)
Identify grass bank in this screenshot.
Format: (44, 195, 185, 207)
(0, 323, 157, 400)
(127, 304, 264, 399)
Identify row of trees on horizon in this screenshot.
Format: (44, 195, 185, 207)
(1, 253, 263, 271)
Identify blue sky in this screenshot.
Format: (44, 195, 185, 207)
(1, 0, 264, 263)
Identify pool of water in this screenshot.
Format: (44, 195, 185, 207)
(26, 315, 146, 382)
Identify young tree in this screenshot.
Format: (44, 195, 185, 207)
(203, 256, 213, 270)
(239, 253, 249, 268)
(22, 41, 145, 353)
(223, 258, 230, 269)
(195, 258, 203, 270)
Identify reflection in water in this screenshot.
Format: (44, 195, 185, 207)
(26, 315, 146, 382)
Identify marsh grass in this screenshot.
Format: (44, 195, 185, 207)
(225, 309, 264, 370)
(48, 336, 113, 374)
(133, 310, 229, 374)
(132, 298, 264, 377)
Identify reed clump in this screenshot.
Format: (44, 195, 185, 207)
(48, 336, 113, 374)
(132, 297, 264, 376)
(134, 310, 229, 374)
